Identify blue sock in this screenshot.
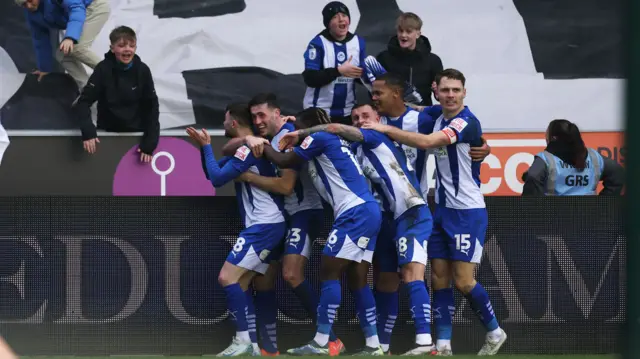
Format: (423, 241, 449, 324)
(224, 283, 249, 341)
(244, 289, 257, 345)
(315, 280, 341, 346)
(293, 280, 338, 342)
(352, 285, 379, 346)
(466, 283, 499, 332)
(433, 288, 455, 342)
(407, 281, 432, 345)
(255, 290, 279, 353)
(374, 290, 398, 351)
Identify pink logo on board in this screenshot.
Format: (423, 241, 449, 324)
(113, 137, 215, 196)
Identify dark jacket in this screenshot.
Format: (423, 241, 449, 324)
(25, 0, 94, 72)
(376, 35, 443, 106)
(75, 51, 160, 155)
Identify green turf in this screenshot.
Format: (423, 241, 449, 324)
(20, 355, 620, 359)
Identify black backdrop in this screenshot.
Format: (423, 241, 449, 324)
(0, 196, 625, 355)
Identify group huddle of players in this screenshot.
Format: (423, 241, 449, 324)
(188, 70, 507, 357)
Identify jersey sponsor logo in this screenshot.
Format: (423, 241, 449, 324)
(442, 127, 458, 144)
(234, 146, 251, 161)
(335, 77, 354, 84)
(450, 118, 468, 133)
(308, 46, 317, 60)
(300, 136, 314, 149)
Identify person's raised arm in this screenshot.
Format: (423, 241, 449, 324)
(363, 122, 450, 150)
(292, 123, 365, 143)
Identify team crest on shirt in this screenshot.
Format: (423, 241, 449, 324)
(337, 51, 346, 62)
(434, 146, 448, 157)
(301, 136, 314, 149)
(234, 146, 251, 161)
(308, 46, 317, 60)
(450, 118, 468, 132)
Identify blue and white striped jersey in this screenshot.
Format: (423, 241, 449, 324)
(303, 33, 366, 118)
(353, 129, 426, 220)
(201, 145, 285, 228)
(293, 132, 375, 219)
(270, 122, 324, 216)
(430, 106, 485, 209)
(380, 107, 434, 197)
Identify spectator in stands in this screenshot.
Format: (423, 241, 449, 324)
(74, 26, 160, 162)
(302, 1, 366, 125)
(376, 12, 443, 110)
(15, 0, 110, 89)
(522, 119, 624, 196)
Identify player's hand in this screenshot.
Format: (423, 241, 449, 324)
(186, 127, 211, 146)
(338, 56, 362, 78)
(469, 137, 491, 161)
(362, 122, 389, 133)
(31, 70, 49, 82)
(59, 39, 74, 55)
(83, 137, 99, 154)
(281, 115, 296, 123)
(278, 131, 301, 151)
(137, 148, 153, 163)
(245, 135, 268, 157)
(235, 171, 255, 183)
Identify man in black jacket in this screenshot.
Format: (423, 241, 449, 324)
(75, 26, 160, 162)
(377, 12, 443, 108)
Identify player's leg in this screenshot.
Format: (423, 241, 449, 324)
(342, 203, 384, 356)
(237, 272, 259, 355)
(447, 209, 507, 356)
(372, 213, 400, 354)
(394, 205, 435, 355)
(287, 202, 382, 356)
(218, 222, 287, 357)
(218, 260, 256, 356)
(282, 210, 345, 356)
(253, 261, 280, 356)
(428, 206, 455, 356)
(428, 206, 456, 356)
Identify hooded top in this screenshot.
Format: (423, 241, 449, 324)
(75, 51, 160, 154)
(376, 35, 443, 106)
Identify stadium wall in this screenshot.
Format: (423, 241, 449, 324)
(0, 196, 624, 355)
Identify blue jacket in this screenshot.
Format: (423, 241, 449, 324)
(25, 0, 94, 72)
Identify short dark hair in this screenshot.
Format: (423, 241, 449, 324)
(109, 26, 137, 44)
(351, 103, 376, 113)
(435, 68, 466, 87)
(225, 103, 252, 128)
(375, 73, 405, 93)
(248, 93, 280, 110)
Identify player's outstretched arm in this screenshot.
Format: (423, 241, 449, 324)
(239, 168, 298, 196)
(201, 144, 245, 188)
(263, 145, 305, 169)
(363, 122, 450, 150)
(297, 124, 364, 143)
